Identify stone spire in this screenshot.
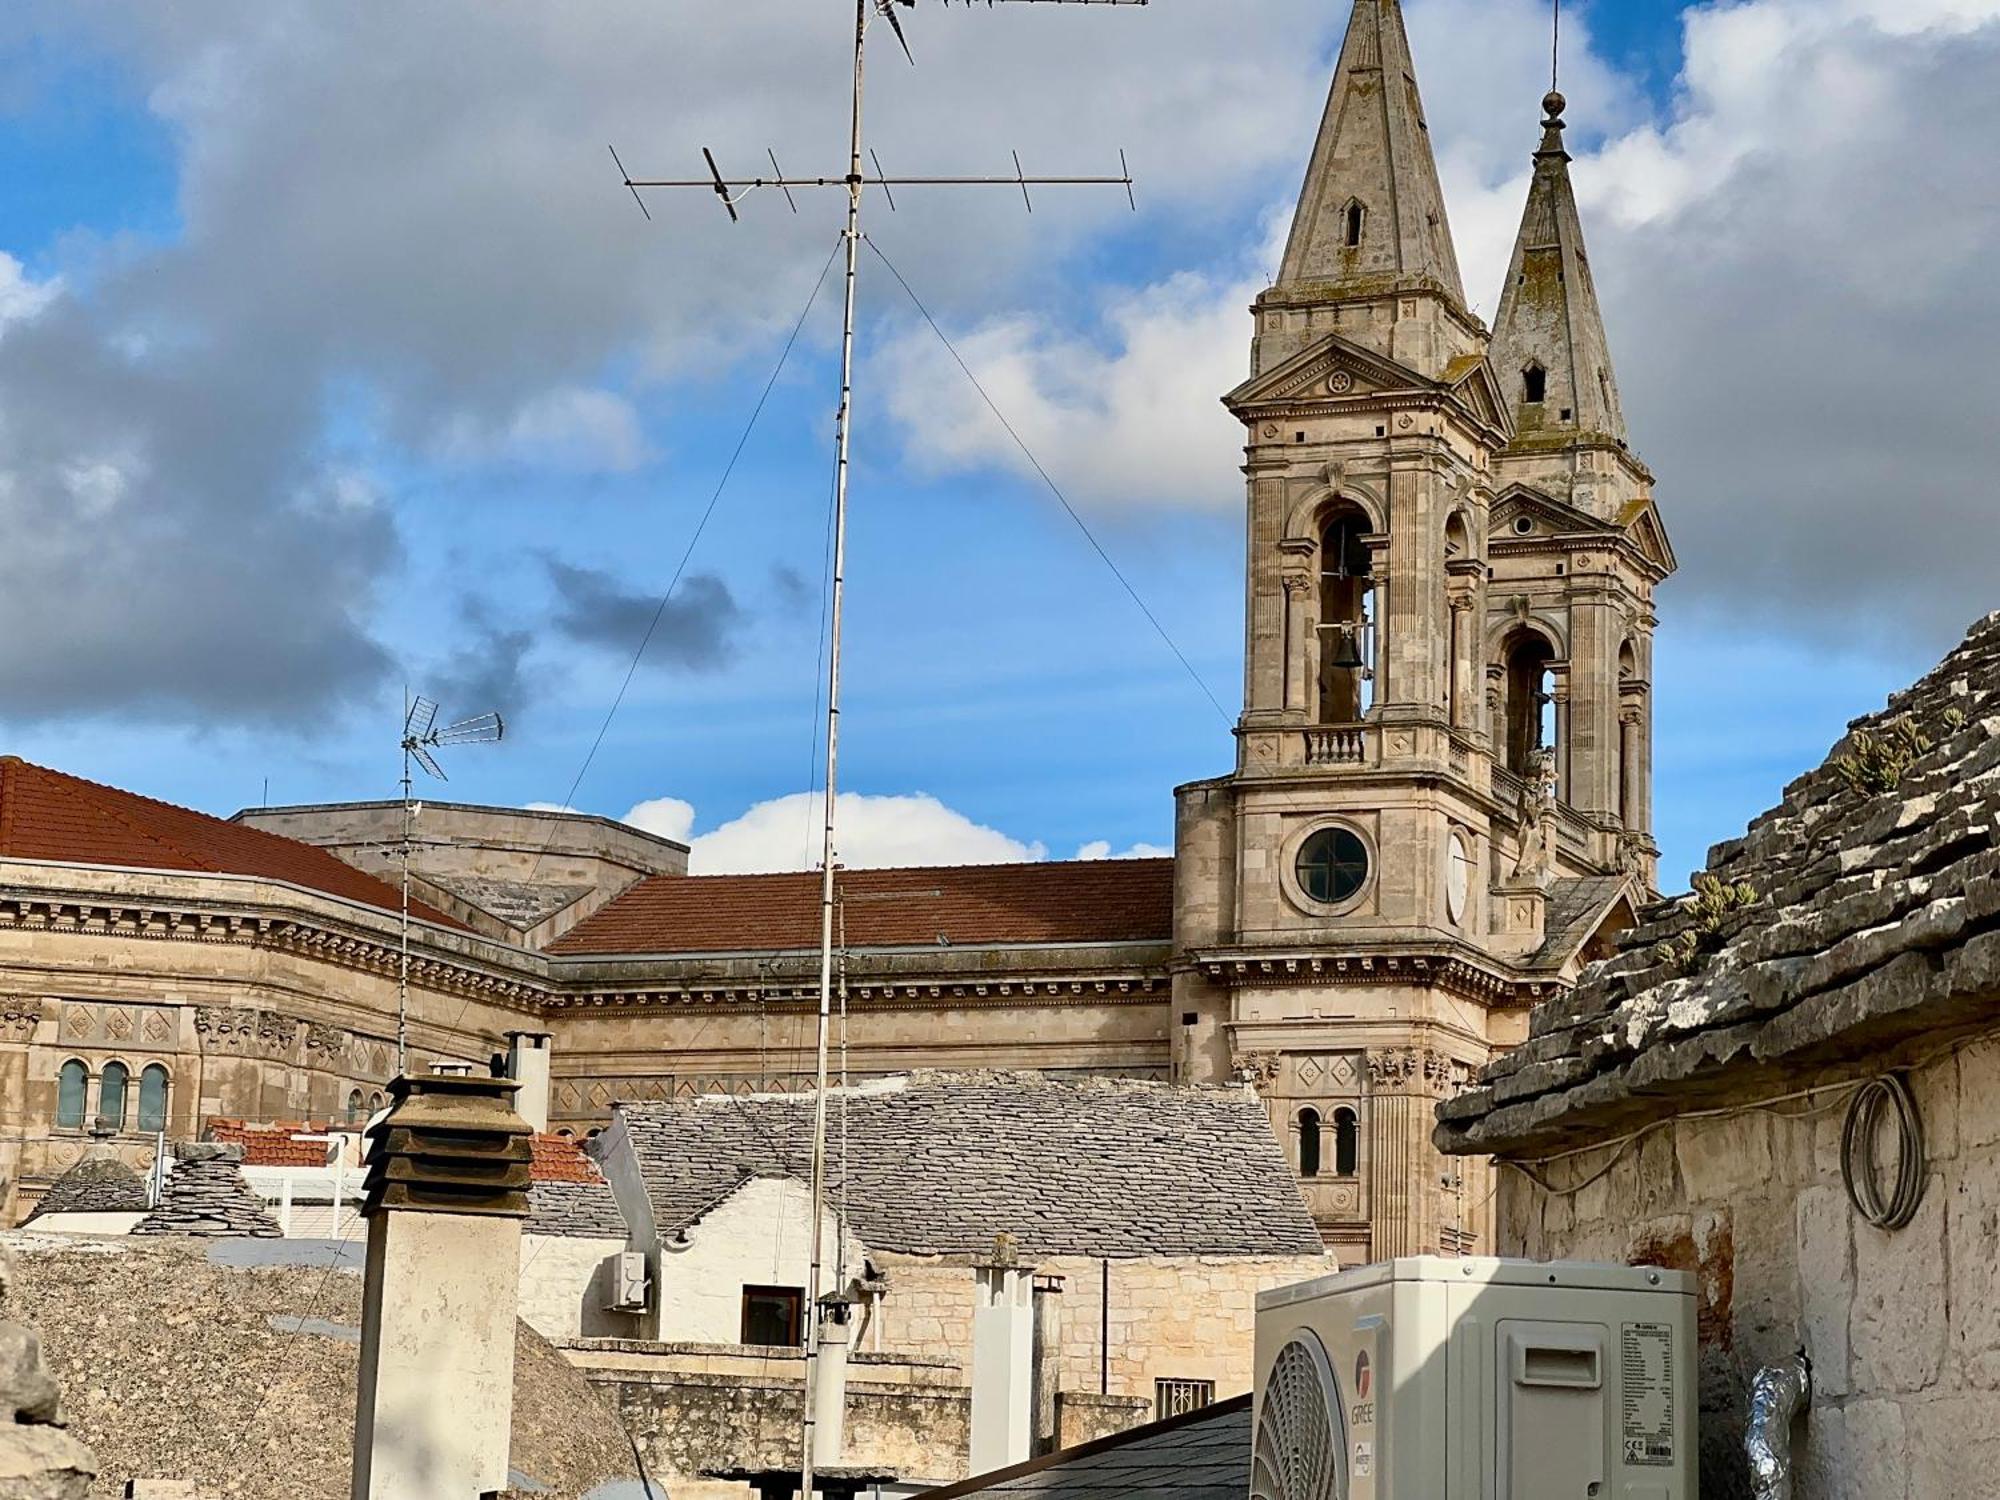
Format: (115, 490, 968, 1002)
(1489, 92, 1628, 450)
(1276, 0, 1467, 307)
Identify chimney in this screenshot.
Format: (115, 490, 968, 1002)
(970, 1234, 1036, 1476)
(349, 1073, 533, 1500)
(1031, 1274, 1064, 1457)
(504, 1031, 554, 1134)
(812, 1295, 854, 1467)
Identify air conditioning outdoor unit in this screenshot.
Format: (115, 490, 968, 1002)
(606, 1250, 650, 1312)
(1252, 1257, 1696, 1500)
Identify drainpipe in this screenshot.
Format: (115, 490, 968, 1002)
(1746, 1354, 1812, 1500)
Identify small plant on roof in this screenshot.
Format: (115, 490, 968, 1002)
(1650, 873, 1760, 976)
(1943, 706, 1969, 733)
(1831, 718, 1932, 796)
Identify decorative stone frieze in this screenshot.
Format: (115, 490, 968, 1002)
(0, 996, 41, 1044)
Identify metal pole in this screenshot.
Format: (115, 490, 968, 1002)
(803, 3, 869, 1493)
(397, 691, 413, 1080)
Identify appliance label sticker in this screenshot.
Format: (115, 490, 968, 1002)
(1353, 1440, 1373, 1478)
(1620, 1322, 1676, 1467)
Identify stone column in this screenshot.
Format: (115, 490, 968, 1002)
(1551, 669, 1572, 802)
(1281, 571, 1314, 715)
(1031, 1275, 1064, 1458)
(1365, 1051, 1422, 1261)
(350, 1074, 533, 1500)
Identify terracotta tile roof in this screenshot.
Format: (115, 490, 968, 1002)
(0, 757, 462, 928)
(548, 858, 1176, 957)
(204, 1120, 336, 1168)
(530, 1133, 603, 1184)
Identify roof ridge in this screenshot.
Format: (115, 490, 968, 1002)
(18, 760, 220, 874)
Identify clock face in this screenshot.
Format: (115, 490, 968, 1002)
(1446, 833, 1472, 926)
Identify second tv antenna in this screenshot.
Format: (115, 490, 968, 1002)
(608, 1, 1146, 1495)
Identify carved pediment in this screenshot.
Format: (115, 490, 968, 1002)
(1442, 355, 1513, 440)
(1490, 484, 1618, 539)
(1225, 333, 1430, 413)
(1619, 497, 1679, 575)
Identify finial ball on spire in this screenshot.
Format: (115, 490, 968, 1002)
(1543, 90, 1567, 122)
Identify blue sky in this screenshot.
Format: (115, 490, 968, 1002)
(0, 0, 1991, 886)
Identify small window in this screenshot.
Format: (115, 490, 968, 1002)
(741, 1285, 805, 1348)
(1157, 1379, 1216, 1420)
(1298, 1109, 1323, 1178)
(1343, 202, 1365, 248)
(1514, 517, 1534, 535)
(1523, 365, 1548, 405)
(1559, 407, 1573, 422)
(1334, 1108, 1360, 1177)
(99, 1061, 130, 1130)
(138, 1064, 169, 1133)
(345, 1089, 363, 1125)
(368, 1091, 385, 1113)
(1296, 827, 1371, 906)
(57, 1060, 88, 1130)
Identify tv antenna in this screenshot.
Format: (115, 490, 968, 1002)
(393, 692, 504, 1076)
(610, 1, 1146, 1492)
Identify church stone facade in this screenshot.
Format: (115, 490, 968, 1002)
(1170, 1, 1673, 1260)
(0, 0, 1670, 1267)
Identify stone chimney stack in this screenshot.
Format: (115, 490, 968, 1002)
(503, 1031, 554, 1134)
(969, 1234, 1036, 1476)
(349, 1073, 533, 1500)
(1031, 1274, 1064, 1457)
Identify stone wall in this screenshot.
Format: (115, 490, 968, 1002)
(563, 1342, 968, 1500)
(1495, 1038, 2000, 1500)
(0, 1250, 95, 1500)
(863, 1252, 1334, 1408)
(520, 1234, 637, 1342)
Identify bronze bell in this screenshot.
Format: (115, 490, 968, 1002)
(1329, 625, 1366, 672)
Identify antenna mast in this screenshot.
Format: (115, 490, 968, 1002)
(394, 694, 504, 1077)
(613, 3, 1145, 1491)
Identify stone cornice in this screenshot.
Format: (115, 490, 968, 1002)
(1186, 947, 1564, 1009)
(544, 972, 1169, 1015)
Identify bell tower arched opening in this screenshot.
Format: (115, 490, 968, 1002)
(1317, 507, 1375, 724)
(1500, 628, 1558, 776)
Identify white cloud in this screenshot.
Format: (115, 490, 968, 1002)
(0, 253, 56, 330)
(438, 386, 650, 475)
(1076, 839, 1172, 861)
(621, 791, 1183, 874)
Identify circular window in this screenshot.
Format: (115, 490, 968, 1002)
(1295, 828, 1371, 907)
(1513, 517, 1534, 535)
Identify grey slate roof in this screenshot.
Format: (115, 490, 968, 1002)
(527, 1181, 630, 1240)
(132, 1144, 283, 1238)
(1440, 611, 2000, 1156)
(916, 1395, 1251, 1499)
(1531, 875, 1633, 969)
(607, 1073, 1323, 1260)
(25, 1156, 151, 1220)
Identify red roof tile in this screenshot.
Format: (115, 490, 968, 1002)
(0, 757, 463, 929)
(531, 1134, 603, 1184)
(547, 858, 1176, 957)
(205, 1119, 337, 1168)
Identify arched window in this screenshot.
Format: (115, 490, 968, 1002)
(368, 1091, 385, 1114)
(1343, 201, 1366, 248)
(1297, 1109, 1323, 1179)
(57, 1060, 88, 1130)
(1333, 1108, 1360, 1177)
(1317, 508, 1375, 724)
(345, 1089, 364, 1126)
(138, 1065, 169, 1133)
(1523, 363, 1548, 405)
(1502, 630, 1559, 776)
(98, 1061, 130, 1130)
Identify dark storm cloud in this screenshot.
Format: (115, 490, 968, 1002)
(546, 560, 744, 673)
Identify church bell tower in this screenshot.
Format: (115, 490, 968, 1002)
(1171, 0, 1675, 1262)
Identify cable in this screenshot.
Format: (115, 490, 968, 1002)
(524, 233, 846, 882)
(861, 233, 1234, 728)
(1841, 1073, 1926, 1230)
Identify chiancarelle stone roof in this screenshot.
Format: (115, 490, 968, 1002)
(1438, 610, 2000, 1157)
(606, 1072, 1325, 1260)
(131, 1145, 283, 1239)
(25, 1156, 151, 1221)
